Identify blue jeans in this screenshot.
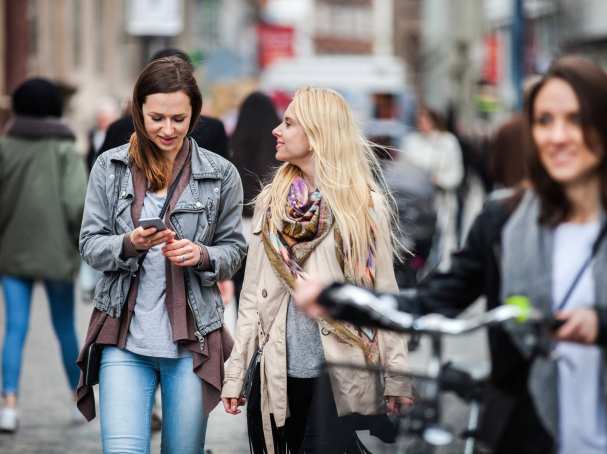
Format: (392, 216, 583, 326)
(99, 347, 207, 454)
(0, 276, 80, 395)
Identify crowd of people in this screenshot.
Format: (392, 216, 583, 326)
(0, 46, 606, 454)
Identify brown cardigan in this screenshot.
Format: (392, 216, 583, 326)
(76, 142, 233, 420)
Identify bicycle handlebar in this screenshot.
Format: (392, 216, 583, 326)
(320, 284, 542, 336)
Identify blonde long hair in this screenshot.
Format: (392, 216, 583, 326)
(258, 87, 401, 287)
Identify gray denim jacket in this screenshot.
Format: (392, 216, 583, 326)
(79, 139, 246, 336)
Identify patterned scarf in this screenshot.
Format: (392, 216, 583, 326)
(261, 177, 380, 364)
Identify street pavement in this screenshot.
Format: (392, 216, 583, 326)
(0, 281, 488, 454)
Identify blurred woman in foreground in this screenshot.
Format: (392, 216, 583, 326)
(296, 56, 607, 454)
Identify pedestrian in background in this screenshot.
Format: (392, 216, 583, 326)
(86, 97, 120, 173)
(0, 78, 87, 432)
(401, 106, 464, 268)
(297, 56, 607, 454)
(76, 56, 246, 453)
(221, 87, 412, 453)
(80, 98, 121, 304)
(229, 91, 281, 305)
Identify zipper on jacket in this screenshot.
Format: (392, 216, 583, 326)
(194, 329, 206, 351)
(170, 205, 206, 215)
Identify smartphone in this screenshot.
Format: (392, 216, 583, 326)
(139, 217, 167, 231)
(549, 317, 566, 331)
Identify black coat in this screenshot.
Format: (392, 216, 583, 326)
(97, 114, 229, 159)
(400, 195, 607, 452)
(402, 195, 555, 453)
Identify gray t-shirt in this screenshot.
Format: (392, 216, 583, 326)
(553, 221, 607, 454)
(126, 191, 187, 358)
(286, 297, 324, 378)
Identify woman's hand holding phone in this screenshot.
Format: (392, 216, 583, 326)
(130, 226, 175, 251)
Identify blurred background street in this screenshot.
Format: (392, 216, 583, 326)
(2, 0, 606, 142)
(1, 0, 607, 452)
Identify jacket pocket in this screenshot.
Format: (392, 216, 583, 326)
(170, 202, 212, 244)
(113, 196, 134, 234)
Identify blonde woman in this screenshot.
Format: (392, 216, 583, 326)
(221, 87, 412, 453)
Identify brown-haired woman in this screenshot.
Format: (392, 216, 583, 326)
(76, 56, 246, 453)
(297, 55, 607, 454)
(400, 105, 464, 267)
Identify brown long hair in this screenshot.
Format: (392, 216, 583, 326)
(130, 56, 202, 191)
(525, 55, 607, 226)
(489, 113, 529, 188)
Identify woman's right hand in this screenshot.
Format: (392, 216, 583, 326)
(293, 276, 329, 319)
(222, 397, 246, 415)
(129, 227, 175, 251)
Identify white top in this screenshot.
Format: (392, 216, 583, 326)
(400, 131, 463, 191)
(552, 221, 607, 454)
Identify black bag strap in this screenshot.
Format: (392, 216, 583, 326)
(136, 152, 189, 268)
(159, 151, 190, 221)
(555, 220, 607, 312)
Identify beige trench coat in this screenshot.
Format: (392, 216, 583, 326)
(222, 200, 411, 453)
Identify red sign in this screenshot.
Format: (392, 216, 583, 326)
(482, 33, 501, 85)
(257, 22, 295, 69)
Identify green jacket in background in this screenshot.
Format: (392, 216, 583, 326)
(0, 118, 87, 281)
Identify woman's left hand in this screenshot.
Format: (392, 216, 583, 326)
(555, 308, 598, 344)
(162, 238, 202, 267)
(385, 396, 414, 416)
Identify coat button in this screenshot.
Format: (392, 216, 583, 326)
(321, 328, 330, 336)
(214, 187, 219, 193)
(261, 289, 268, 298)
(195, 202, 203, 208)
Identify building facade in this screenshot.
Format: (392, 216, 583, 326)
(1, 0, 259, 144)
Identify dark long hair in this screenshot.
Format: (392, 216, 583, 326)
(130, 56, 202, 191)
(525, 55, 607, 226)
(489, 113, 529, 188)
(230, 92, 280, 217)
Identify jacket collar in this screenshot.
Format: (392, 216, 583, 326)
(107, 143, 130, 164)
(189, 138, 221, 179)
(5, 115, 76, 140)
(109, 138, 221, 180)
